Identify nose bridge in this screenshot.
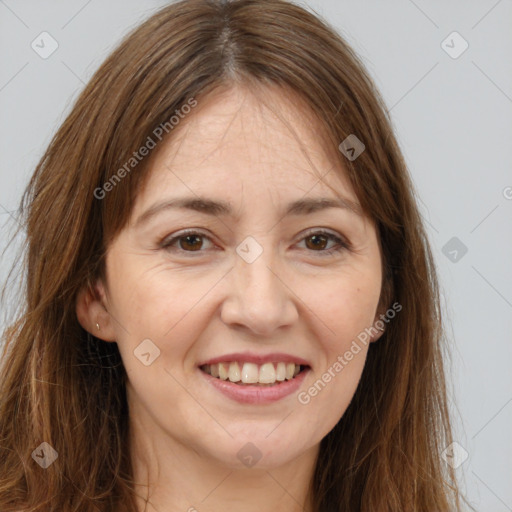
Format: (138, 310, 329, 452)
(220, 234, 298, 334)
(235, 233, 282, 300)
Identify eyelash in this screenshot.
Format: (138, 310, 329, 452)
(159, 228, 350, 257)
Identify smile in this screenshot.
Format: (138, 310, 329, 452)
(200, 361, 308, 386)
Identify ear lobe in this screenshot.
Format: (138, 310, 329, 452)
(75, 280, 116, 342)
(370, 324, 386, 343)
(369, 307, 388, 343)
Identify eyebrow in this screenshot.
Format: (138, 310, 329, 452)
(134, 195, 364, 228)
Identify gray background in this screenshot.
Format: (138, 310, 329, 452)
(1, 1, 511, 510)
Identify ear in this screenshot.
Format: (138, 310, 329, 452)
(369, 306, 388, 343)
(75, 278, 117, 342)
(369, 322, 386, 343)
(370, 270, 394, 343)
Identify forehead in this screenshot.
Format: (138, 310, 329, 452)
(133, 85, 357, 215)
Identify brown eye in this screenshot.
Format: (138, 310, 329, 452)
(179, 234, 204, 251)
(299, 230, 349, 256)
(161, 230, 214, 253)
(305, 233, 329, 251)
(161, 229, 349, 257)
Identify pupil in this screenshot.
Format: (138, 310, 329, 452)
(180, 234, 328, 252)
(307, 234, 327, 250)
(182, 235, 202, 251)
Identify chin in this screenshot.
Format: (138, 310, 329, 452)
(203, 429, 311, 471)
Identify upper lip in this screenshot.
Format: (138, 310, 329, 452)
(197, 352, 311, 367)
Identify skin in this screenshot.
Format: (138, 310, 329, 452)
(76, 84, 385, 512)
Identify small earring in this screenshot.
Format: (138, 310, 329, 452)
(96, 322, 100, 331)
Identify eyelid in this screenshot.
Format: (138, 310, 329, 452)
(160, 227, 351, 255)
(297, 228, 351, 254)
(160, 228, 216, 253)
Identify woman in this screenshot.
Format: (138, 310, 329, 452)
(0, 0, 467, 510)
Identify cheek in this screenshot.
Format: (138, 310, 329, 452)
(106, 259, 220, 370)
(295, 269, 379, 412)
(297, 280, 377, 437)
(303, 269, 381, 348)
(106, 252, 205, 330)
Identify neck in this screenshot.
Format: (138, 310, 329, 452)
(128, 411, 318, 512)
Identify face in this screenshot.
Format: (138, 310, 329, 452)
(78, 84, 384, 471)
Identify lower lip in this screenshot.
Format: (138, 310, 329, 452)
(199, 367, 310, 404)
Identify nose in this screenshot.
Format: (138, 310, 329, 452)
(220, 243, 299, 337)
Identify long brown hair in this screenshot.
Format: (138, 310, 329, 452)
(0, 0, 466, 510)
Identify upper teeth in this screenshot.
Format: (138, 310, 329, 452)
(202, 362, 302, 384)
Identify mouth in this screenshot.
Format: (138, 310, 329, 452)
(199, 361, 310, 387)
